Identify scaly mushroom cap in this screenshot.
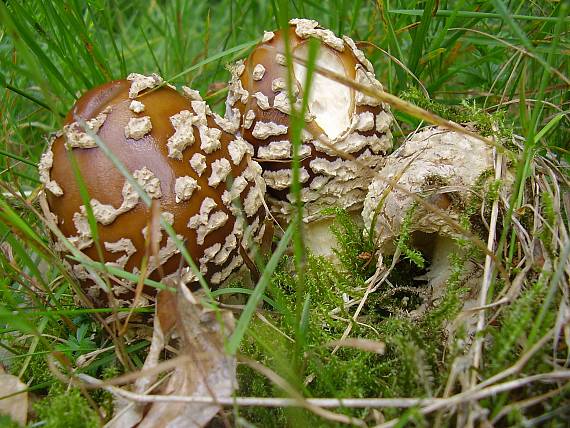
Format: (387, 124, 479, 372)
(226, 18, 394, 222)
(39, 74, 266, 307)
(362, 126, 496, 252)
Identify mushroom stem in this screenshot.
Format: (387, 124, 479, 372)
(303, 211, 363, 259)
(413, 234, 458, 298)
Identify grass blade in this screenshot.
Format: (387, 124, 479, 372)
(227, 223, 294, 355)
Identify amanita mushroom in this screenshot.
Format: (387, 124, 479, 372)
(362, 126, 502, 305)
(39, 74, 266, 307)
(226, 19, 393, 256)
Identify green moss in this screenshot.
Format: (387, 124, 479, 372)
(539, 190, 556, 255)
(238, 210, 478, 425)
(395, 204, 426, 269)
(238, 205, 565, 425)
(400, 87, 511, 140)
(324, 207, 377, 280)
(486, 276, 548, 376)
(236, 362, 287, 426)
(89, 365, 119, 421)
(9, 346, 53, 388)
(34, 385, 99, 428)
(366, 257, 428, 317)
(0, 415, 22, 428)
(239, 248, 389, 423)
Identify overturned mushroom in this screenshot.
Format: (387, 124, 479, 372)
(39, 74, 266, 307)
(226, 19, 393, 256)
(362, 126, 508, 320)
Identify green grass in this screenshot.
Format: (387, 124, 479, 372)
(1, 0, 569, 427)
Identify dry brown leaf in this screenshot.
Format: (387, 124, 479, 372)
(0, 369, 28, 425)
(107, 285, 236, 428)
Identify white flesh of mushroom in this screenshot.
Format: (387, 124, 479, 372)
(292, 44, 352, 140)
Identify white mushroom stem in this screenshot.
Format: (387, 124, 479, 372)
(303, 218, 337, 258)
(414, 235, 458, 297)
(302, 211, 363, 259)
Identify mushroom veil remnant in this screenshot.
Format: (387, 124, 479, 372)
(226, 18, 394, 257)
(39, 74, 266, 307)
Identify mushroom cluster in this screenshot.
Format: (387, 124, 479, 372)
(226, 18, 394, 254)
(39, 74, 266, 307)
(39, 19, 398, 304)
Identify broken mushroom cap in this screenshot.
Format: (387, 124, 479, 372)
(39, 74, 266, 307)
(226, 19, 393, 255)
(362, 126, 497, 251)
(362, 126, 513, 341)
(362, 126, 513, 302)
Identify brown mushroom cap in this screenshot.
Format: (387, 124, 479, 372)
(226, 19, 394, 223)
(39, 74, 266, 307)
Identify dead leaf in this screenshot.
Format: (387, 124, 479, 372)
(0, 369, 28, 425)
(107, 283, 236, 428)
(138, 286, 236, 427)
(156, 289, 179, 335)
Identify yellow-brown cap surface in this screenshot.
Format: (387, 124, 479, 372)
(39, 74, 266, 306)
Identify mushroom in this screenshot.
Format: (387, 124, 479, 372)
(362, 126, 507, 315)
(39, 74, 266, 307)
(226, 18, 394, 257)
